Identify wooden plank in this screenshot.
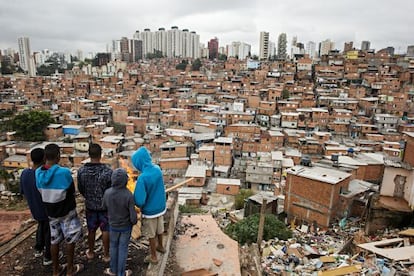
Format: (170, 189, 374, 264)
(257, 199, 267, 245)
(165, 178, 194, 193)
(0, 223, 37, 258)
(181, 268, 218, 276)
(318, 265, 361, 276)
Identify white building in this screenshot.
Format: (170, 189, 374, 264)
(18, 37, 36, 76)
(306, 41, 316, 59)
(227, 41, 251, 60)
(259, 31, 269, 60)
(319, 39, 335, 57)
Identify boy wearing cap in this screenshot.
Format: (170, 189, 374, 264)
(102, 168, 137, 276)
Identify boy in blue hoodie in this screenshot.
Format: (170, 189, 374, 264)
(131, 146, 166, 264)
(36, 144, 83, 276)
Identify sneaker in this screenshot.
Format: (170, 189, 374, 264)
(43, 258, 52, 266)
(34, 250, 43, 257)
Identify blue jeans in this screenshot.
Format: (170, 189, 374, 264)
(110, 228, 131, 276)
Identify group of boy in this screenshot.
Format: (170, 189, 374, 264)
(20, 143, 166, 276)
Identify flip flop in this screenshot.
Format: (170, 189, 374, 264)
(144, 255, 158, 264)
(55, 264, 67, 276)
(67, 263, 84, 276)
(86, 249, 95, 260)
(103, 268, 116, 276)
(103, 255, 110, 263)
(156, 246, 166, 254)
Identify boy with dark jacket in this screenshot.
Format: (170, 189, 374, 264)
(20, 148, 51, 265)
(78, 143, 112, 262)
(103, 168, 137, 276)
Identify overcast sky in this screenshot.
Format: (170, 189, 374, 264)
(1, 0, 413, 55)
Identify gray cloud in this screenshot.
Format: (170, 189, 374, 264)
(0, 0, 413, 54)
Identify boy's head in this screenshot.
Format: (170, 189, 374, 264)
(111, 168, 128, 187)
(44, 143, 60, 164)
(30, 148, 44, 166)
(89, 143, 102, 159)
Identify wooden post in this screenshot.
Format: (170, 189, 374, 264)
(165, 177, 194, 193)
(257, 198, 267, 247)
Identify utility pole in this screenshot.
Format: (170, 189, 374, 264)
(257, 198, 267, 247)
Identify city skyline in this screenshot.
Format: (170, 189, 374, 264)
(0, 0, 413, 54)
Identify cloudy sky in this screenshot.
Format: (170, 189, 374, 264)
(0, 0, 413, 55)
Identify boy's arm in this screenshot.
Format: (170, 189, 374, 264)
(19, 170, 25, 196)
(77, 170, 85, 195)
(133, 178, 147, 208)
(129, 195, 138, 225)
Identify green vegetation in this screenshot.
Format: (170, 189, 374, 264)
(11, 110, 54, 141)
(0, 168, 16, 192)
(282, 89, 290, 99)
(225, 213, 292, 244)
(109, 122, 126, 134)
(1, 60, 19, 75)
(191, 58, 202, 71)
(235, 189, 254, 210)
(147, 50, 164, 59)
(176, 59, 188, 71)
(218, 54, 227, 61)
(179, 204, 207, 214)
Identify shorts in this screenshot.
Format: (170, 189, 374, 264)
(86, 209, 109, 232)
(49, 209, 82, 245)
(142, 216, 164, 239)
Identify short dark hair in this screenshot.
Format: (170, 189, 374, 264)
(89, 143, 102, 159)
(44, 143, 60, 161)
(30, 148, 44, 165)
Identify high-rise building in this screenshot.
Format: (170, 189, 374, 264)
(259, 31, 269, 60)
(319, 39, 335, 56)
(130, 39, 143, 61)
(208, 37, 219, 60)
(120, 37, 130, 62)
(269, 41, 276, 59)
(182, 29, 191, 58)
(167, 26, 182, 58)
(343, 41, 353, 53)
(190, 31, 200, 59)
(142, 28, 154, 58)
(277, 33, 287, 60)
(156, 28, 167, 56)
(131, 27, 200, 59)
(227, 41, 251, 60)
(361, 40, 371, 51)
(18, 37, 36, 76)
(306, 41, 316, 59)
(407, 45, 414, 57)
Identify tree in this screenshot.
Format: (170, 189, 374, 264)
(282, 89, 290, 99)
(225, 213, 292, 244)
(218, 54, 227, 61)
(235, 189, 254, 210)
(1, 60, 16, 75)
(0, 167, 15, 191)
(11, 111, 54, 141)
(176, 60, 188, 71)
(191, 58, 202, 71)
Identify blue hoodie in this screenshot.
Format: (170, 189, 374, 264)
(36, 164, 76, 218)
(131, 147, 166, 218)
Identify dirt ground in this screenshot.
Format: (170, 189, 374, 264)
(0, 209, 32, 244)
(0, 204, 149, 276)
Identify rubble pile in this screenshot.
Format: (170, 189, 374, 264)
(259, 221, 414, 275)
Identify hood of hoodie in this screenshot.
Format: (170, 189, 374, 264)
(131, 147, 152, 172)
(36, 164, 59, 186)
